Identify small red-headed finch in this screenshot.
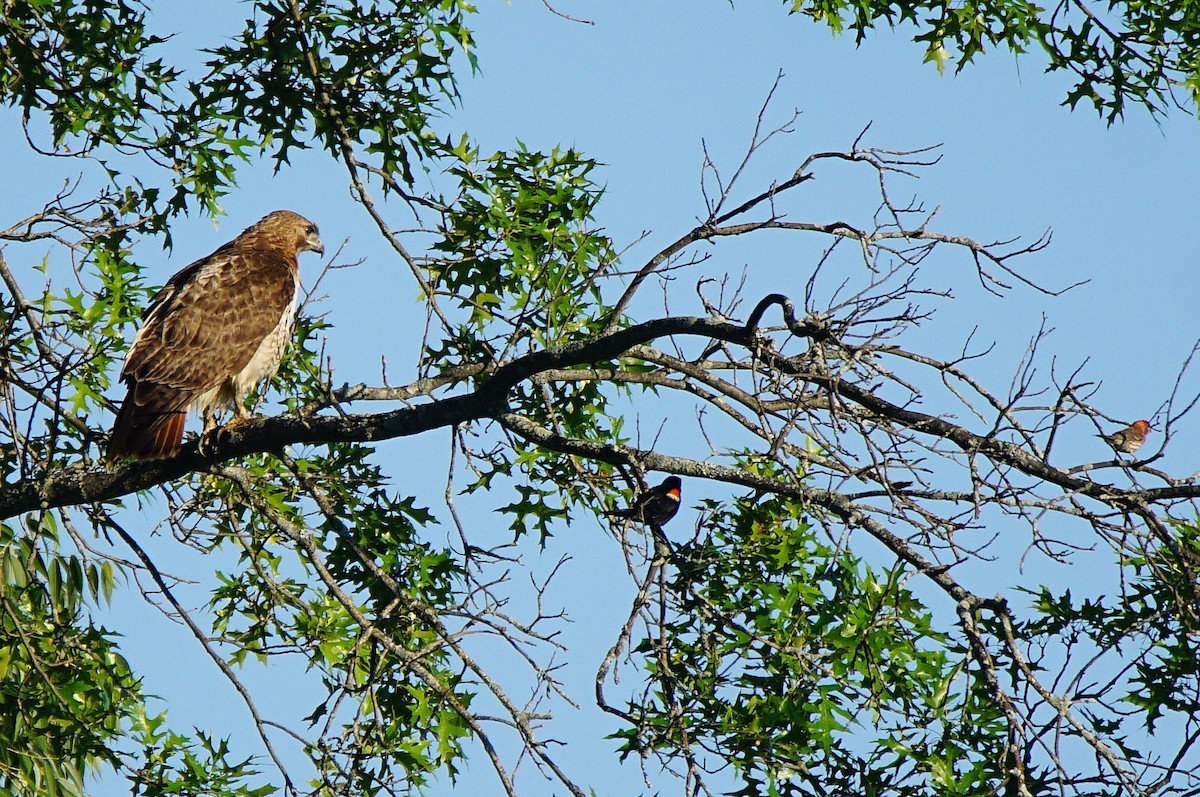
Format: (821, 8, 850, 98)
(605, 476, 682, 526)
(1098, 419, 1152, 454)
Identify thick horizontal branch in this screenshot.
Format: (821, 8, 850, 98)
(0, 307, 798, 520)
(2, 389, 497, 520)
(4, 294, 1194, 530)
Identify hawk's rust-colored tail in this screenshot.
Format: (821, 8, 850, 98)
(106, 386, 188, 462)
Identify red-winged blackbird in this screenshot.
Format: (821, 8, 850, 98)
(605, 476, 682, 526)
(1098, 419, 1152, 454)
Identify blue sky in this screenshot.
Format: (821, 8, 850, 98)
(4, 1, 1198, 794)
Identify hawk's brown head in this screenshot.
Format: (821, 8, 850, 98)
(249, 210, 325, 258)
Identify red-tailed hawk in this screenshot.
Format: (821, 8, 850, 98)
(106, 210, 324, 461)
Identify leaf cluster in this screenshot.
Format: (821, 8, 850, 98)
(0, 517, 134, 797)
(617, 490, 1015, 796)
(787, 0, 1200, 119)
(430, 144, 618, 360)
(199, 0, 474, 183)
